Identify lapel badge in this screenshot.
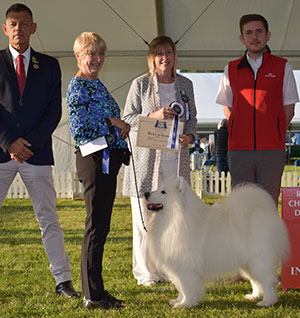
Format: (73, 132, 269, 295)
(32, 56, 40, 69)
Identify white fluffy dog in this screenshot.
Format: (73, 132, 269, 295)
(145, 177, 290, 308)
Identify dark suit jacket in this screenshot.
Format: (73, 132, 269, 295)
(0, 47, 62, 165)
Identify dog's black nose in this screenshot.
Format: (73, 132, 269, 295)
(145, 192, 150, 200)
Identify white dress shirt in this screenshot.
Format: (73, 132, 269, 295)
(9, 44, 31, 76)
(216, 52, 299, 107)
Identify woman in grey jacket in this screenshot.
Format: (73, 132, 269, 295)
(122, 36, 197, 286)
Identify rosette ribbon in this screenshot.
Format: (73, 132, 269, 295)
(167, 115, 180, 150)
(102, 148, 110, 174)
(181, 91, 190, 121)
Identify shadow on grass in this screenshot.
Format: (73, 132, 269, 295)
(0, 205, 34, 215)
(106, 236, 132, 244)
(125, 282, 300, 311)
(55, 201, 130, 210)
(0, 228, 84, 245)
(0, 228, 132, 245)
(198, 298, 257, 310)
(56, 204, 85, 210)
(125, 285, 255, 310)
(197, 295, 300, 310)
(0, 289, 29, 301)
(113, 203, 131, 209)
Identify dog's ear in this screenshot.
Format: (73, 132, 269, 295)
(176, 176, 185, 193)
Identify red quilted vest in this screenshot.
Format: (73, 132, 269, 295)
(228, 52, 287, 150)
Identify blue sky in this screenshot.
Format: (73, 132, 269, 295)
(181, 71, 300, 123)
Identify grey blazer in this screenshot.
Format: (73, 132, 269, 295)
(122, 72, 197, 197)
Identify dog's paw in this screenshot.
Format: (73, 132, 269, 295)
(173, 300, 198, 308)
(245, 294, 258, 301)
(169, 293, 184, 306)
(169, 296, 183, 306)
(256, 298, 277, 307)
(173, 302, 186, 308)
(169, 299, 177, 305)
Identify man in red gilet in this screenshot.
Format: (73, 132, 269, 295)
(216, 14, 299, 205)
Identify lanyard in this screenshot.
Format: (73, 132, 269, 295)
(150, 74, 190, 121)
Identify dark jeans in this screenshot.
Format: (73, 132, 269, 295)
(216, 156, 228, 177)
(76, 149, 122, 300)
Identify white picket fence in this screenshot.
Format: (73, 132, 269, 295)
(191, 170, 232, 198)
(5, 169, 300, 199)
(6, 168, 126, 199)
(190, 170, 300, 197)
(6, 171, 81, 199)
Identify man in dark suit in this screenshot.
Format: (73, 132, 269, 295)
(0, 3, 79, 298)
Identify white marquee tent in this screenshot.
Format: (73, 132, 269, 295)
(1, 0, 300, 171)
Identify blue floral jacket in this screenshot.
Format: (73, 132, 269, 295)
(67, 77, 127, 149)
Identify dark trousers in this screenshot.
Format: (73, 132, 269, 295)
(228, 149, 286, 205)
(76, 149, 122, 300)
(216, 156, 229, 177)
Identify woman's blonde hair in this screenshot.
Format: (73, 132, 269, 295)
(147, 35, 177, 77)
(73, 32, 107, 66)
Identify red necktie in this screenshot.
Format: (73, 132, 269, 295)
(16, 55, 26, 95)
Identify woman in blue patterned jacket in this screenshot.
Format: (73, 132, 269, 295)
(67, 32, 130, 310)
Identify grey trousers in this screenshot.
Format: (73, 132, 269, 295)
(228, 150, 286, 204)
(0, 160, 72, 284)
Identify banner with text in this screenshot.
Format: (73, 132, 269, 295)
(281, 187, 300, 291)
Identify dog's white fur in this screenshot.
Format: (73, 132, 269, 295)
(146, 177, 290, 308)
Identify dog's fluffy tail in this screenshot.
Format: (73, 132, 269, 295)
(224, 183, 290, 263)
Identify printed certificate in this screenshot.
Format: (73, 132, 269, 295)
(136, 116, 183, 152)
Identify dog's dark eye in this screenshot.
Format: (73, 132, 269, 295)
(161, 190, 166, 194)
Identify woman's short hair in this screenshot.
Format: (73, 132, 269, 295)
(147, 35, 177, 77)
(73, 32, 107, 62)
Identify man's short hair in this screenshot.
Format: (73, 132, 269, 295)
(6, 3, 33, 19)
(239, 14, 269, 34)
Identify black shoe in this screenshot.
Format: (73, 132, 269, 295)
(104, 290, 124, 307)
(83, 297, 111, 310)
(56, 280, 80, 298)
(83, 292, 124, 310)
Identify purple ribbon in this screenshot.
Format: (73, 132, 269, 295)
(170, 115, 179, 149)
(102, 148, 110, 174)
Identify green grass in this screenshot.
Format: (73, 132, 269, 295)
(0, 196, 300, 318)
(284, 163, 300, 174)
